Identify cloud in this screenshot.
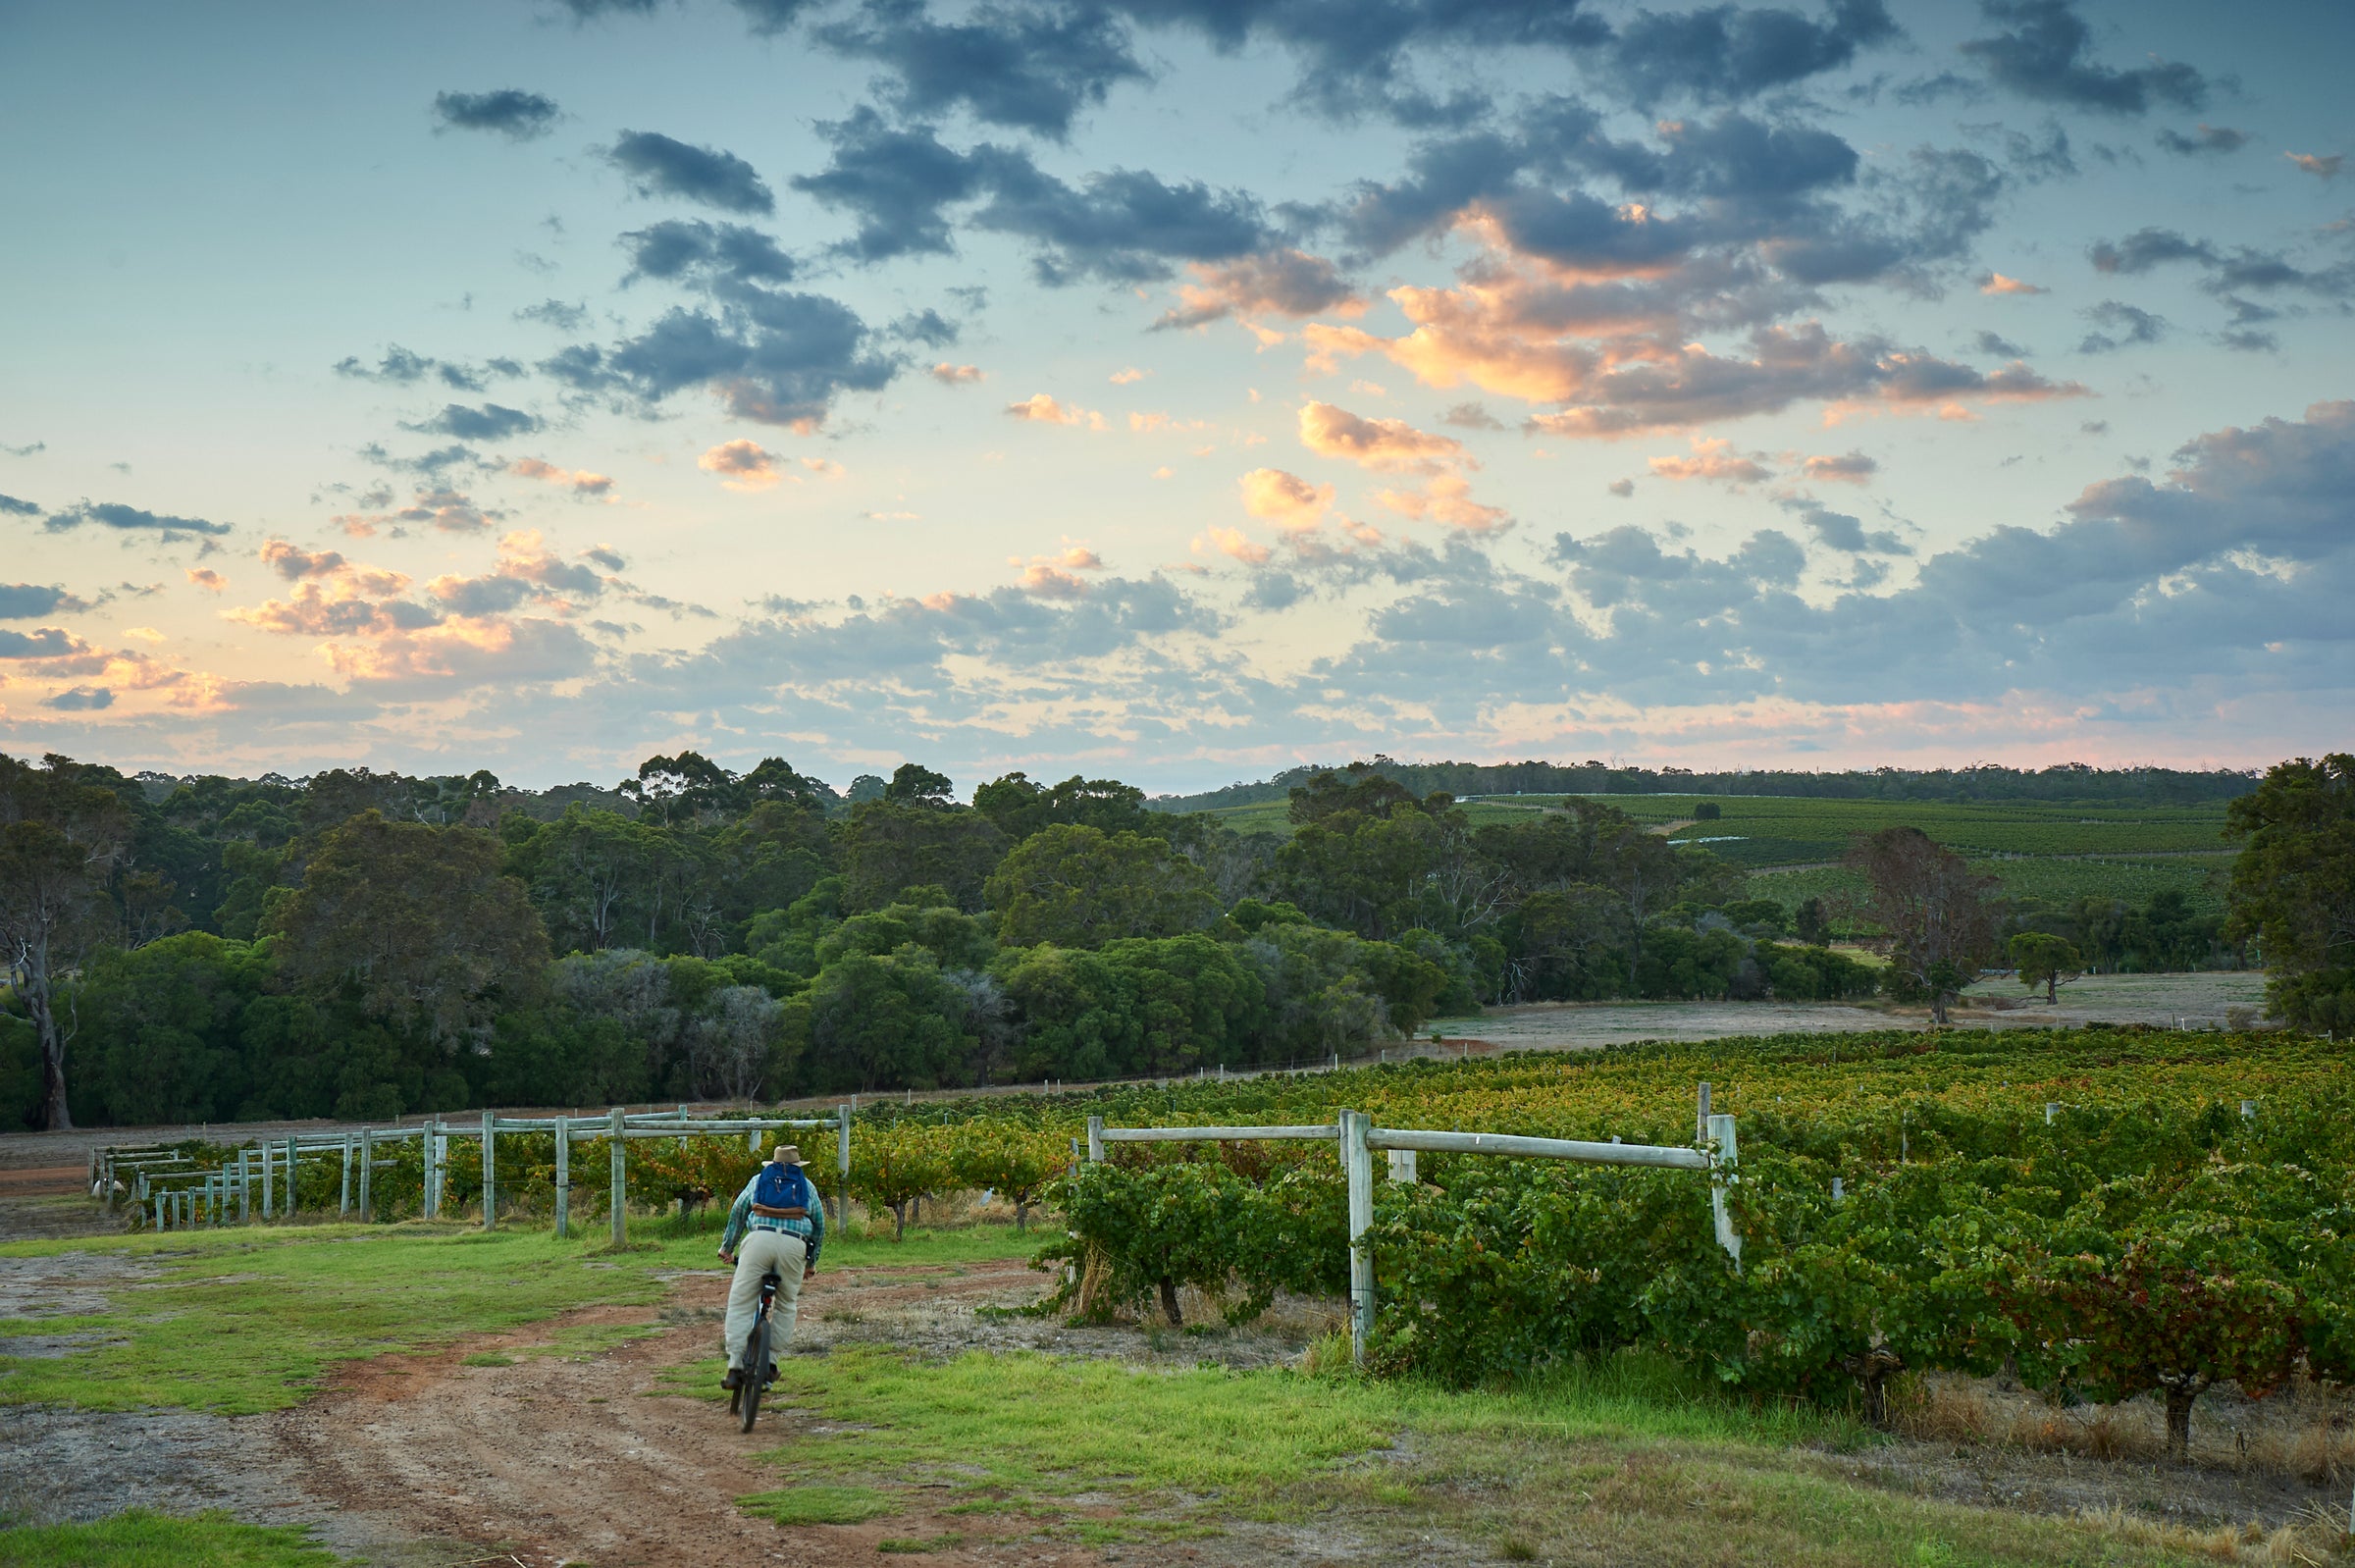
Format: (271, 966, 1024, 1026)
(930, 362, 985, 385)
(0, 493, 39, 516)
(1013, 546, 1110, 598)
(1239, 468, 1334, 531)
(0, 584, 86, 620)
(329, 487, 497, 537)
(792, 110, 1272, 283)
(1154, 249, 1362, 330)
(509, 457, 615, 497)
(2088, 227, 2355, 305)
(0, 442, 43, 457)
(43, 500, 232, 538)
(699, 439, 783, 491)
(0, 627, 87, 659)
(1605, 0, 1898, 109)
(1959, 0, 2204, 114)
(1782, 497, 1910, 554)
(1196, 526, 1272, 566)
(1110, 367, 1146, 385)
(1979, 272, 2045, 295)
(1800, 450, 1878, 484)
(332, 345, 517, 392)
(515, 298, 590, 331)
(605, 130, 774, 215)
(813, 2, 1146, 137)
(186, 567, 228, 593)
(1441, 402, 1505, 431)
(2156, 124, 2247, 157)
(1372, 473, 1509, 533)
(541, 289, 895, 428)
(1606, 478, 1635, 497)
(40, 686, 113, 711)
(403, 402, 541, 442)
(2286, 152, 2344, 182)
(432, 88, 559, 139)
(260, 541, 349, 581)
(2076, 299, 2167, 354)
(1297, 402, 1464, 472)
(1648, 437, 1772, 486)
(621, 219, 795, 287)
(1005, 392, 1102, 428)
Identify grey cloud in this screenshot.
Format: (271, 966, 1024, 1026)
(515, 298, 590, 331)
(2156, 124, 2248, 157)
(0, 628, 81, 658)
(1974, 329, 2027, 357)
(794, 110, 1271, 283)
(2076, 298, 2166, 354)
(43, 501, 232, 538)
(815, 0, 1147, 137)
(0, 584, 86, 619)
(621, 219, 796, 288)
(0, 442, 42, 457)
(1959, 0, 2204, 115)
(433, 89, 560, 139)
(403, 403, 542, 442)
(1783, 497, 1910, 554)
(41, 686, 113, 711)
(606, 130, 775, 215)
(333, 345, 512, 392)
(1606, 0, 1896, 109)
(542, 290, 896, 427)
(1441, 402, 1506, 431)
(0, 493, 40, 517)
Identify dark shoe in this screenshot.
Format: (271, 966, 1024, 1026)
(721, 1367, 744, 1390)
(763, 1360, 778, 1385)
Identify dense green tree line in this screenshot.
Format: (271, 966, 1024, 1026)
(4, 750, 2340, 1129)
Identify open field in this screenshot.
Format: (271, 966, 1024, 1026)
(1197, 792, 2243, 916)
(8, 1022, 2355, 1566)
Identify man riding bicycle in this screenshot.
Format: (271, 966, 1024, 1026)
(716, 1144, 824, 1390)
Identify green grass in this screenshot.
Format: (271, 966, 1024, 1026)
(0, 1219, 1044, 1415)
(737, 1485, 901, 1525)
(1749, 853, 2231, 920)
(0, 1510, 338, 1566)
(705, 1347, 2213, 1566)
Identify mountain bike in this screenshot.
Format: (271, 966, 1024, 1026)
(729, 1266, 783, 1431)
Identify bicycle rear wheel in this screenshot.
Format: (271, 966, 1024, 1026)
(739, 1314, 771, 1432)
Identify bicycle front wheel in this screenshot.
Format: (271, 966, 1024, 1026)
(739, 1315, 771, 1432)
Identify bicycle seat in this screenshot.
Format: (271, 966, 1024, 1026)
(760, 1268, 782, 1286)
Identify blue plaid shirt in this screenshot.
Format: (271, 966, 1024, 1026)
(719, 1163, 824, 1266)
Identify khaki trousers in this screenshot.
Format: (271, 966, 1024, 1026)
(724, 1229, 806, 1370)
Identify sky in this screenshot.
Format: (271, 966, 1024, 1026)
(1, 0, 2350, 795)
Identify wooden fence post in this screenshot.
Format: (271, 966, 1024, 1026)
(357, 1128, 374, 1223)
(1086, 1116, 1104, 1163)
(1343, 1110, 1374, 1367)
(481, 1109, 497, 1231)
(608, 1106, 627, 1248)
(1707, 1113, 1742, 1269)
(553, 1116, 570, 1239)
(835, 1103, 851, 1229)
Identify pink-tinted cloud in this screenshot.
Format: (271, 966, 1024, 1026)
(510, 457, 615, 497)
(1109, 367, 1147, 385)
(185, 566, 228, 593)
(1239, 468, 1334, 531)
(929, 363, 985, 385)
(699, 439, 781, 491)
(1801, 450, 1879, 484)
(2286, 151, 2344, 181)
(1297, 401, 1466, 473)
(1157, 248, 1363, 331)
(1979, 273, 2047, 295)
(1372, 473, 1510, 533)
(1006, 392, 1103, 429)
(1195, 526, 1272, 565)
(259, 541, 347, 581)
(1648, 437, 1771, 486)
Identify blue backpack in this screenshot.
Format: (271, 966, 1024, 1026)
(755, 1163, 811, 1211)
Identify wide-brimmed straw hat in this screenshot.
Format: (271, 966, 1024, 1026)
(773, 1145, 804, 1166)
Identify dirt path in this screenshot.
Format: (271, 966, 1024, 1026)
(274, 1256, 1215, 1568)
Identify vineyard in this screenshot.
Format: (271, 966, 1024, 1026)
(874, 1024, 2350, 1453)
(103, 1025, 2355, 1456)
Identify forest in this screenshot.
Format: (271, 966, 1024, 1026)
(0, 749, 2340, 1131)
